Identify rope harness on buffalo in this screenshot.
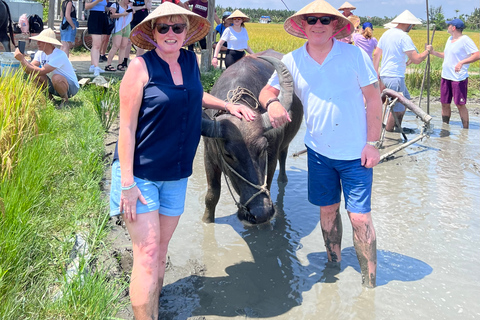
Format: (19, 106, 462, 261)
(225, 87, 261, 111)
(211, 105, 270, 214)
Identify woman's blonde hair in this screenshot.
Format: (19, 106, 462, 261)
(362, 27, 373, 40)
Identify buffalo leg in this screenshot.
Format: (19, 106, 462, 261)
(277, 146, 289, 183)
(203, 151, 222, 223)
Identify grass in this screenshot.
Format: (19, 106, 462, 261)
(0, 74, 126, 319)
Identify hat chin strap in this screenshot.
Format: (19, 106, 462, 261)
(329, 23, 350, 40)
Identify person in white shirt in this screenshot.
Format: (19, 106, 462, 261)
(14, 28, 79, 107)
(105, 0, 134, 71)
(212, 9, 254, 68)
(429, 19, 480, 129)
(373, 10, 431, 132)
(259, 0, 382, 288)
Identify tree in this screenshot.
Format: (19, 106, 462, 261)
(429, 5, 447, 30)
(466, 8, 480, 30)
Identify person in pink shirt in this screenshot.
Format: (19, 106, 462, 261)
(352, 22, 377, 60)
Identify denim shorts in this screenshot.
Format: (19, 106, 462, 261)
(60, 18, 79, 43)
(110, 160, 188, 217)
(380, 76, 411, 112)
(307, 147, 373, 214)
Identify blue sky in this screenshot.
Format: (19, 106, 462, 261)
(215, 0, 478, 21)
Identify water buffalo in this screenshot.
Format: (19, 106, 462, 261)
(201, 50, 303, 225)
(0, 0, 15, 52)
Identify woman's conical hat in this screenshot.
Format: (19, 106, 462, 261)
(338, 1, 356, 10)
(284, 0, 354, 40)
(130, 2, 211, 50)
(225, 9, 250, 22)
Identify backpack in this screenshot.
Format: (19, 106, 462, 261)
(105, 2, 119, 34)
(28, 14, 43, 34)
(18, 13, 29, 34)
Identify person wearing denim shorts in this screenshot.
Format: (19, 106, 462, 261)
(429, 19, 480, 129)
(259, 0, 382, 288)
(111, 3, 255, 318)
(374, 10, 431, 132)
(60, 0, 79, 57)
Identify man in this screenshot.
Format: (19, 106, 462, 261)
(14, 28, 79, 107)
(259, 0, 382, 288)
(373, 10, 432, 132)
(338, 1, 355, 17)
(184, 0, 220, 51)
(429, 19, 480, 129)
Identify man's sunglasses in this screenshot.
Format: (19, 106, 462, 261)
(304, 16, 334, 25)
(155, 23, 187, 34)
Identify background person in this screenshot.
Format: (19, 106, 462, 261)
(14, 28, 79, 107)
(212, 10, 254, 69)
(60, 0, 79, 57)
(259, 0, 382, 288)
(337, 2, 358, 43)
(184, 0, 220, 51)
(212, 10, 231, 53)
(352, 21, 377, 60)
(112, 3, 255, 319)
(104, 0, 134, 71)
(373, 10, 431, 132)
(85, 0, 109, 76)
(429, 18, 480, 129)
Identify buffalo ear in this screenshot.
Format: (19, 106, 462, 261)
(201, 115, 224, 139)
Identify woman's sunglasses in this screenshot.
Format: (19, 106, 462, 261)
(155, 23, 187, 34)
(305, 16, 334, 25)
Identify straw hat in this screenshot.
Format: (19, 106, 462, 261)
(284, 0, 354, 40)
(390, 10, 422, 25)
(130, 2, 211, 50)
(338, 1, 356, 10)
(226, 10, 250, 22)
(29, 28, 62, 46)
(348, 14, 360, 29)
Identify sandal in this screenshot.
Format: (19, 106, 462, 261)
(117, 64, 125, 71)
(105, 65, 115, 72)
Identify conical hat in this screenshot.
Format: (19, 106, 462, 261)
(130, 2, 211, 50)
(348, 14, 360, 29)
(29, 28, 62, 46)
(338, 1, 356, 10)
(226, 9, 250, 22)
(284, 0, 354, 40)
(383, 22, 398, 29)
(390, 10, 422, 25)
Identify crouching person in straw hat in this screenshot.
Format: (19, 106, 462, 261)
(373, 10, 432, 132)
(110, 3, 255, 318)
(14, 28, 79, 107)
(259, 0, 382, 288)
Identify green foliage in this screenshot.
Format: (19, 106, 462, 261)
(466, 8, 480, 30)
(89, 81, 121, 132)
(429, 5, 447, 30)
(201, 68, 224, 93)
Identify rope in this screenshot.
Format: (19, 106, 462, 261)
(226, 87, 261, 110)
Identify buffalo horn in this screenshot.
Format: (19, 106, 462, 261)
(257, 56, 294, 130)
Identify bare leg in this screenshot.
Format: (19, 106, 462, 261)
(455, 104, 469, 129)
(320, 203, 343, 263)
(441, 103, 451, 124)
(106, 35, 122, 67)
(90, 34, 102, 67)
(124, 211, 180, 320)
(385, 111, 405, 132)
(51, 74, 69, 101)
(348, 211, 376, 288)
(60, 41, 70, 57)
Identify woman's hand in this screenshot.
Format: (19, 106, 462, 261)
(225, 102, 256, 121)
(120, 186, 147, 222)
(211, 57, 218, 67)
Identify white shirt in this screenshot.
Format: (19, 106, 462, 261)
(34, 48, 79, 88)
(268, 40, 378, 160)
(442, 35, 479, 81)
(111, 3, 133, 34)
(377, 28, 416, 78)
(220, 27, 249, 50)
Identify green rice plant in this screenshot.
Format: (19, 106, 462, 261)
(89, 80, 121, 132)
(0, 71, 45, 182)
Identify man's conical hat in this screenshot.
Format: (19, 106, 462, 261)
(390, 10, 422, 25)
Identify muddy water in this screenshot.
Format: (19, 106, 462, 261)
(158, 103, 480, 320)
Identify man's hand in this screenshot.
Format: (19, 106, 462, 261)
(14, 48, 25, 61)
(361, 144, 380, 168)
(455, 62, 463, 73)
(268, 102, 291, 128)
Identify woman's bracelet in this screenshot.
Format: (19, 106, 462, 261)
(223, 102, 229, 111)
(121, 181, 137, 191)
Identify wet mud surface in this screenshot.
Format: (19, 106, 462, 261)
(103, 101, 480, 320)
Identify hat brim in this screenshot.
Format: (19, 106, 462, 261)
(29, 34, 62, 46)
(226, 10, 250, 22)
(130, 2, 211, 50)
(284, 1, 354, 40)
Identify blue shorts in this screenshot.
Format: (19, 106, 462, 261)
(380, 76, 411, 112)
(60, 18, 79, 43)
(110, 160, 188, 217)
(307, 147, 373, 214)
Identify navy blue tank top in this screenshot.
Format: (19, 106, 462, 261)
(113, 49, 204, 181)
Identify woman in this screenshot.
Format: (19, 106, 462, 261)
(212, 9, 253, 68)
(60, 0, 78, 57)
(105, 0, 133, 71)
(110, 3, 255, 318)
(352, 22, 378, 60)
(212, 11, 231, 53)
(85, 0, 109, 76)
